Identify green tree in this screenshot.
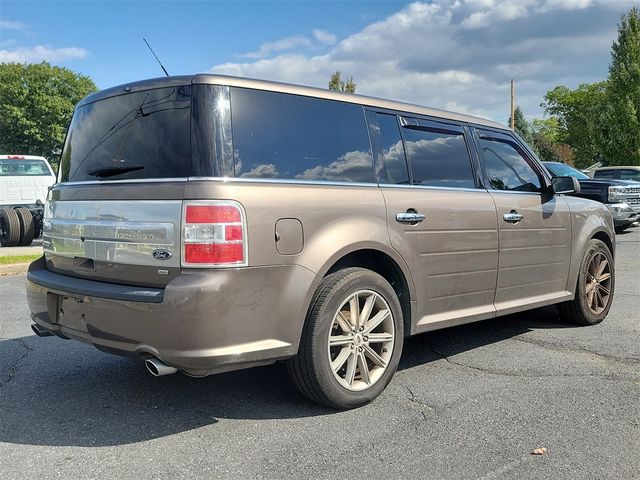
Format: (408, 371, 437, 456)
(508, 106, 533, 144)
(530, 118, 562, 162)
(600, 7, 640, 166)
(329, 71, 356, 93)
(0, 62, 98, 171)
(541, 82, 606, 168)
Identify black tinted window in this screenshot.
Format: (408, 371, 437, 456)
(60, 86, 191, 182)
(594, 170, 616, 179)
(371, 113, 409, 184)
(402, 123, 475, 188)
(479, 137, 542, 192)
(230, 88, 373, 182)
(620, 170, 640, 181)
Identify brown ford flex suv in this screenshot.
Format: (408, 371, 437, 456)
(27, 75, 615, 409)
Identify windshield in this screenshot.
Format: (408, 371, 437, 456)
(544, 162, 589, 179)
(59, 86, 192, 182)
(0, 159, 52, 176)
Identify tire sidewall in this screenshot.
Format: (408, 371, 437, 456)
(308, 270, 404, 408)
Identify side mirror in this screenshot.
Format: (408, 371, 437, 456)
(551, 176, 580, 194)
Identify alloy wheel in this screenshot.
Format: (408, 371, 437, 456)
(327, 290, 395, 391)
(585, 251, 612, 315)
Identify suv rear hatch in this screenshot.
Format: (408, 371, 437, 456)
(45, 80, 194, 288)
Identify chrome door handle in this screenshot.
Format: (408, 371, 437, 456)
(396, 212, 426, 223)
(503, 211, 523, 223)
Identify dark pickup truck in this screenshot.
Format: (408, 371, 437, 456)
(544, 162, 640, 232)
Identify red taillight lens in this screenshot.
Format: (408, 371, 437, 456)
(182, 201, 246, 267)
(184, 243, 244, 264)
(225, 225, 243, 241)
(185, 205, 241, 224)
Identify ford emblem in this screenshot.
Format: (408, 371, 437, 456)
(152, 249, 173, 260)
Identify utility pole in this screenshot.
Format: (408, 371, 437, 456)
(510, 79, 515, 131)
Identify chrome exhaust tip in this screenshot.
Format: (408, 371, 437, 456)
(31, 324, 54, 337)
(145, 357, 178, 376)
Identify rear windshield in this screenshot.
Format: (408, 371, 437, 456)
(0, 159, 52, 177)
(59, 86, 191, 182)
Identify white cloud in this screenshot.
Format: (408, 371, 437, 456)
(0, 20, 27, 31)
(0, 45, 88, 63)
(313, 29, 337, 45)
(211, 0, 638, 123)
(241, 35, 311, 59)
(240, 28, 339, 59)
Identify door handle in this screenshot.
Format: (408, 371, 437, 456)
(396, 212, 426, 224)
(503, 211, 523, 224)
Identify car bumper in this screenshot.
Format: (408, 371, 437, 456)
(26, 257, 318, 375)
(607, 203, 640, 227)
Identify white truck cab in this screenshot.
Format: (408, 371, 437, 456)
(0, 155, 56, 246)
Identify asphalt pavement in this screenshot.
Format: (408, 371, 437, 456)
(1, 229, 638, 479)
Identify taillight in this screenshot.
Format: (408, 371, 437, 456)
(182, 201, 247, 267)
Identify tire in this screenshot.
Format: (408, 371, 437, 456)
(0, 207, 21, 247)
(15, 208, 35, 246)
(288, 267, 404, 409)
(557, 239, 614, 326)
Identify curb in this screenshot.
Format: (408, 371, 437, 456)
(0, 262, 30, 276)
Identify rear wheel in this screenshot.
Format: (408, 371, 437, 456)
(0, 208, 21, 247)
(557, 239, 614, 325)
(288, 267, 404, 409)
(15, 208, 35, 246)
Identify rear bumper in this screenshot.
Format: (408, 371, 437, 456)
(26, 258, 318, 375)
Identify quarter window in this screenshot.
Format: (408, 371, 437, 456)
(479, 137, 542, 192)
(230, 88, 373, 182)
(402, 122, 475, 188)
(371, 113, 409, 184)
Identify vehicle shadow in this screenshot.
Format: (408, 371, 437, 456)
(0, 306, 571, 447)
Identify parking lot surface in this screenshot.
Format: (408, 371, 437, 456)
(1, 229, 638, 480)
(0, 238, 43, 257)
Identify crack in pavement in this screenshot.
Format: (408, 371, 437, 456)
(384, 384, 437, 424)
(0, 338, 33, 386)
(404, 385, 435, 415)
(420, 338, 639, 380)
(513, 336, 640, 366)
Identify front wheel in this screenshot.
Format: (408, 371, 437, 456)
(288, 268, 404, 409)
(557, 239, 614, 325)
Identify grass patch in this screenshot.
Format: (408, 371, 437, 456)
(0, 254, 41, 265)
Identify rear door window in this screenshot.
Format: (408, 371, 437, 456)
(401, 118, 476, 188)
(594, 170, 617, 179)
(619, 170, 640, 182)
(230, 88, 373, 182)
(60, 86, 192, 182)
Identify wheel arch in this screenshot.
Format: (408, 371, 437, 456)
(320, 247, 415, 338)
(591, 230, 614, 258)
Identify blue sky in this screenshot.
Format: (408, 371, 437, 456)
(1, 0, 638, 124)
